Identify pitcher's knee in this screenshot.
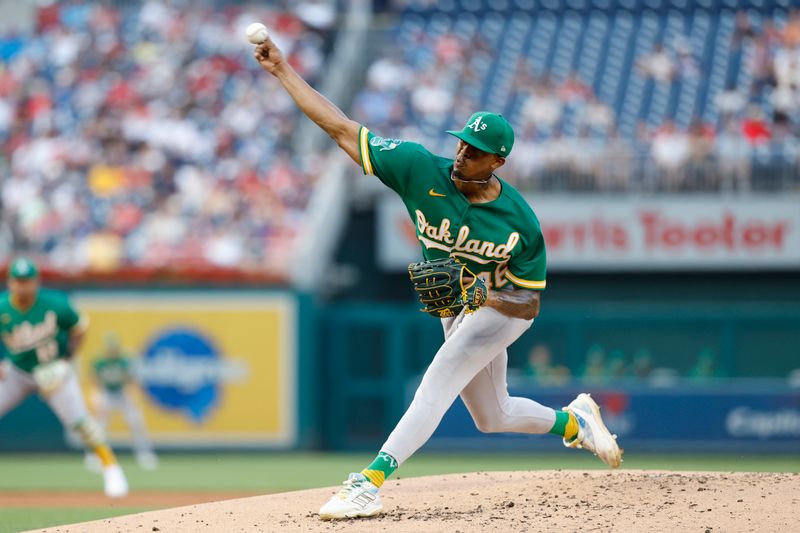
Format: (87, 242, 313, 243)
(472, 413, 509, 434)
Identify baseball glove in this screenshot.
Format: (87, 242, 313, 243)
(32, 359, 71, 398)
(408, 257, 488, 318)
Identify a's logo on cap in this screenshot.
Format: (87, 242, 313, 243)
(501, 146, 506, 152)
(467, 116, 487, 132)
(14, 260, 29, 275)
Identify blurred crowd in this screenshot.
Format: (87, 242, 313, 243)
(353, 8, 800, 193)
(0, 0, 336, 273)
(3, 2, 800, 273)
(519, 343, 727, 387)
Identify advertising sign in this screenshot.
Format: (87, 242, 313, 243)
(75, 293, 297, 447)
(424, 383, 800, 452)
(377, 195, 800, 270)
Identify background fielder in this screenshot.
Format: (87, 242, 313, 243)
(85, 332, 158, 471)
(252, 34, 622, 521)
(0, 257, 129, 498)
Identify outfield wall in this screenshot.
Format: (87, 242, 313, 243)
(425, 382, 800, 453)
(0, 290, 318, 452)
(0, 292, 798, 453)
(320, 302, 800, 453)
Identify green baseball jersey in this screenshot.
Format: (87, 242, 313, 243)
(0, 289, 83, 373)
(93, 356, 133, 393)
(358, 126, 546, 290)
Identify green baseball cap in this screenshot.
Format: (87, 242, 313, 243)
(446, 111, 515, 157)
(8, 257, 39, 279)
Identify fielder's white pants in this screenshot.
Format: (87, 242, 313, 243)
(0, 361, 90, 428)
(382, 307, 556, 465)
(96, 390, 154, 455)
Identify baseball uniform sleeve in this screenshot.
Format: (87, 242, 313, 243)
(504, 231, 547, 290)
(358, 126, 432, 198)
(57, 295, 83, 331)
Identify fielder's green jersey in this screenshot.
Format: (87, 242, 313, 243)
(358, 126, 546, 290)
(0, 289, 83, 373)
(93, 356, 133, 393)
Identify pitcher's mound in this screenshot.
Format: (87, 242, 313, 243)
(33, 470, 798, 533)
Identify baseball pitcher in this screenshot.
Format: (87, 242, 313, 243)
(253, 36, 622, 520)
(0, 257, 129, 497)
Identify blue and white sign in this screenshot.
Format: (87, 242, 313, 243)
(424, 383, 800, 452)
(139, 328, 247, 423)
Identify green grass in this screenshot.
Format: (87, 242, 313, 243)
(0, 451, 797, 493)
(0, 507, 147, 533)
(0, 452, 797, 532)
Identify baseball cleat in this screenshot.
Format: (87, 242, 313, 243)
(563, 393, 623, 468)
(319, 473, 383, 520)
(102, 464, 129, 498)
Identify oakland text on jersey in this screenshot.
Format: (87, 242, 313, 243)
(0, 289, 82, 372)
(415, 210, 521, 264)
(1, 311, 58, 353)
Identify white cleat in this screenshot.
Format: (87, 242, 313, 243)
(319, 473, 383, 520)
(563, 393, 623, 468)
(103, 464, 129, 498)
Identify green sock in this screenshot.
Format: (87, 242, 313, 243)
(549, 410, 579, 441)
(360, 451, 398, 488)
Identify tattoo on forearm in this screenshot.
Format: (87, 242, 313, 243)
(487, 288, 540, 320)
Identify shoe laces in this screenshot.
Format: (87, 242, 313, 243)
(345, 473, 367, 484)
(336, 473, 369, 498)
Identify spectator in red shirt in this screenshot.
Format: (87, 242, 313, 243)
(741, 105, 771, 146)
(559, 71, 593, 104)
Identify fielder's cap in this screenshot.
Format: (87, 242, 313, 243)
(446, 111, 515, 157)
(8, 257, 39, 279)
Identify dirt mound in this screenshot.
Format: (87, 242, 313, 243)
(31, 470, 799, 533)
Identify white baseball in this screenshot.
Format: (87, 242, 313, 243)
(246, 22, 269, 44)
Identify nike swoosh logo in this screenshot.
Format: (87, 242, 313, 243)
(428, 188, 446, 198)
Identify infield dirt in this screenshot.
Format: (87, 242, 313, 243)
(31, 470, 799, 532)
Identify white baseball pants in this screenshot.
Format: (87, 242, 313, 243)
(0, 361, 90, 428)
(381, 307, 557, 465)
(96, 390, 154, 456)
